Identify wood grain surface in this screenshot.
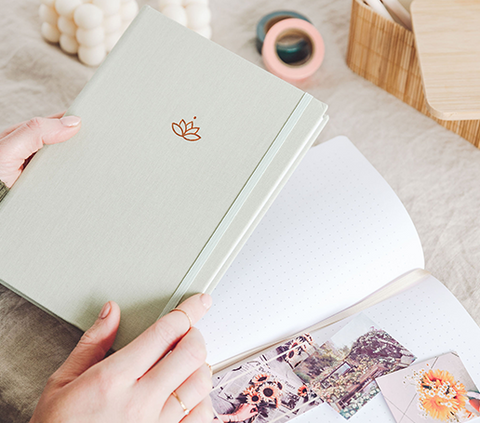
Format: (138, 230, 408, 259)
(411, 0, 480, 120)
(347, 0, 480, 146)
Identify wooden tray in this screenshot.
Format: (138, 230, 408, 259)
(346, 0, 480, 148)
(412, 0, 480, 121)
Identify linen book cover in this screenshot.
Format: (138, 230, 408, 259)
(0, 6, 328, 348)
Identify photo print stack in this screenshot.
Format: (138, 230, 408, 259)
(211, 314, 417, 422)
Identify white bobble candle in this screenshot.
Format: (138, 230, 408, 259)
(39, 4, 59, 27)
(183, 0, 209, 5)
(74, 4, 104, 29)
(159, 0, 183, 9)
(185, 3, 211, 30)
(120, 1, 139, 22)
(162, 4, 188, 26)
(195, 25, 211, 39)
(120, 20, 131, 33)
(55, 0, 82, 19)
(57, 16, 77, 37)
(78, 44, 106, 66)
(59, 34, 79, 54)
(76, 27, 105, 47)
(41, 22, 61, 43)
(159, 0, 212, 35)
(103, 14, 122, 33)
(92, 0, 121, 16)
(40, 0, 139, 66)
(104, 30, 121, 52)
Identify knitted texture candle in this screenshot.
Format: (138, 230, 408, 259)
(158, 0, 211, 39)
(39, 0, 139, 66)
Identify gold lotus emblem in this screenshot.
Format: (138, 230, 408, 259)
(172, 117, 201, 142)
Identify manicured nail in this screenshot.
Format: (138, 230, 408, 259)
(60, 116, 81, 127)
(99, 301, 111, 319)
(201, 293, 212, 310)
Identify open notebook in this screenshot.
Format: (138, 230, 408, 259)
(196, 136, 480, 422)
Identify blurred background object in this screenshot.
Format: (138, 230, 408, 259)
(39, 0, 139, 66)
(158, 0, 212, 39)
(255, 11, 311, 63)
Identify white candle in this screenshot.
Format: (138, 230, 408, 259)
(159, 0, 212, 37)
(38, 0, 140, 66)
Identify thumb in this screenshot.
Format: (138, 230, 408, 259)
(52, 301, 121, 386)
(0, 115, 81, 188)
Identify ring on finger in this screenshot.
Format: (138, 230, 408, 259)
(206, 362, 213, 377)
(172, 391, 190, 416)
(171, 308, 193, 329)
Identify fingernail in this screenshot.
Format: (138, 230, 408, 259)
(60, 116, 81, 127)
(201, 294, 212, 310)
(99, 301, 111, 319)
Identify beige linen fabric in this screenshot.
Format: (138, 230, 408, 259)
(0, 180, 7, 202)
(1, 0, 480, 421)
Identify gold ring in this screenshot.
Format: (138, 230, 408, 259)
(171, 308, 193, 329)
(206, 362, 213, 377)
(172, 391, 190, 416)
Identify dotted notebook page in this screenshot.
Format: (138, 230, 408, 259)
(197, 136, 425, 365)
(291, 275, 480, 422)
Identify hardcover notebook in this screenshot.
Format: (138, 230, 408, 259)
(196, 137, 480, 423)
(0, 6, 328, 349)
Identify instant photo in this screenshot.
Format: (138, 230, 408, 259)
(295, 314, 416, 419)
(211, 314, 415, 421)
(377, 352, 480, 422)
(211, 335, 322, 423)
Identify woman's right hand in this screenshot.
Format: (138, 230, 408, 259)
(30, 293, 214, 423)
(215, 404, 259, 422)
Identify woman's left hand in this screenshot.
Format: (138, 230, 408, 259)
(0, 112, 81, 187)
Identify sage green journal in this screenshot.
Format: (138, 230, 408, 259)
(0, 6, 328, 349)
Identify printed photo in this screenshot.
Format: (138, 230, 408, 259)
(376, 352, 480, 422)
(294, 314, 416, 419)
(211, 334, 321, 423)
(210, 315, 415, 422)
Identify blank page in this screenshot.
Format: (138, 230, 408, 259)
(197, 136, 424, 364)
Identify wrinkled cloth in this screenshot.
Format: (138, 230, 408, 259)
(0, 180, 7, 202)
(1, 0, 480, 421)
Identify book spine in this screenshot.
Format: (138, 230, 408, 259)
(212, 268, 430, 373)
(202, 113, 329, 296)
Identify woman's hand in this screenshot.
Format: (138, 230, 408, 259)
(215, 404, 259, 422)
(0, 112, 81, 187)
(30, 293, 214, 423)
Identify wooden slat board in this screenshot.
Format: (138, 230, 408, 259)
(347, 0, 480, 147)
(411, 0, 480, 120)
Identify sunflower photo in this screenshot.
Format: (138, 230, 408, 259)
(376, 352, 480, 423)
(211, 334, 321, 423)
(293, 314, 416, 419)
